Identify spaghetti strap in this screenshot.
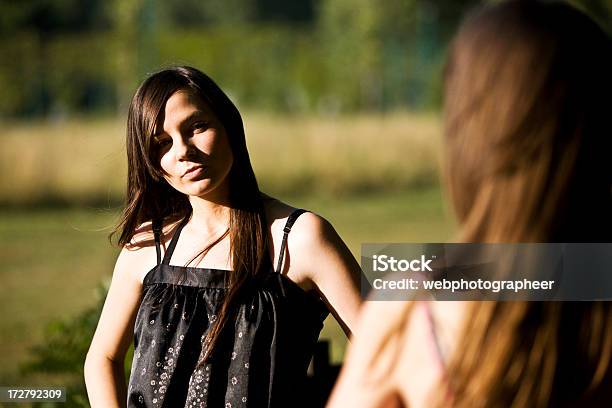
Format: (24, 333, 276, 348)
(152, 218, 163, 265)
(161, 213, 191, 265)
(423, 301, 447, 370)
(275, 209, 307, 274)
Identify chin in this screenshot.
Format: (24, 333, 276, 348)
(184, 186, 213, 197)
(182, 179, 224, 198)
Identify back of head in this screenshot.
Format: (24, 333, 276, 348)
(439, 1, 612, 406)
(444, 0, 612, 242)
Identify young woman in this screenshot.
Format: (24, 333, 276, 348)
(328, 1, 612, 407)
(84, 66, 363, 407)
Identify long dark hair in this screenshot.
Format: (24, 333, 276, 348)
(440, 1, 612, 406)
(443, 0, 612, 243)
(112, 66, 269, 363)
(366, 1, 612, 407)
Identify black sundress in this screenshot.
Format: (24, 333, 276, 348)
(127, 209, 330, 408)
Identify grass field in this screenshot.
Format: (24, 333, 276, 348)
(0, 113, 454, 404)
(0, 189, 454, 383)
(0, 112, 442, 205)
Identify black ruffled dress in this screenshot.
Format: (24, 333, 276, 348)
(127, 210, 329, 408)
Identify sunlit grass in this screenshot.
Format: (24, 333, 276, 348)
(0, 188, 454, 381)
(0, 113, 451, 386)
(0, 112, 443, 205)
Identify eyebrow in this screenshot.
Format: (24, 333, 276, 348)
(180, 110, 208, 124)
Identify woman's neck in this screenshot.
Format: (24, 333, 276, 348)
(188, 195, 231, 234)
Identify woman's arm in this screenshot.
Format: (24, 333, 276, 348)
(84, 245, 148, 407)
(287, 212, 363, 336)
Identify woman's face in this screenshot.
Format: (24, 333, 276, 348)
(154, 89, 233, 200)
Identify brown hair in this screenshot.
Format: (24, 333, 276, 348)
(439, 1, 612, 406)
(112, 66, 269, 364)
(370, 1, 612, 407)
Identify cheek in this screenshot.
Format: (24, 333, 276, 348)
(159, 153, 174, 175)
(201, 132, 233, 169)
(159, 153, 181, 185)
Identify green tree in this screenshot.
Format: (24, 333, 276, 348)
(159, 0, 256, 27)
(318, 0, 418, 111)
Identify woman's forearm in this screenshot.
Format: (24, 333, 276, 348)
(84, 354, 127, 408)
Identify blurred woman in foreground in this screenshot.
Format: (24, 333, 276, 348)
(328, 1, 612, 407)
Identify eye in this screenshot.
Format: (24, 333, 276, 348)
(155, 137, 172, 148)
(192, 121, 209, 133)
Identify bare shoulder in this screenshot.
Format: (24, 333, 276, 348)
(358, 300, 412, 340)
(262, 196, 352, 279)
(113, 222, 155, 284)
(291, 211, 335, 244)
(117, 218, 182, 283)
(263, 197, 337, 253)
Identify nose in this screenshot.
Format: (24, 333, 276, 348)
(173, 135, 195, 161)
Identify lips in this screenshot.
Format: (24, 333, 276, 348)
(182, 164, 206, 179)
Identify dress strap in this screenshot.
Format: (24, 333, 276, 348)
(161, 213, 191, 265)
(275, 209, 307, 274)
(423, 302, 447, 370)
(152, 218, 163, 265)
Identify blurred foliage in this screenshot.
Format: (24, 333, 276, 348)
(317, 0, 473, 111)
(18, 282, 125, 407)
(0, 0, 112, 35)
(1, 0, 610, 118)
(21, 282, 106, 375)
(161, 0, 256, 26)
